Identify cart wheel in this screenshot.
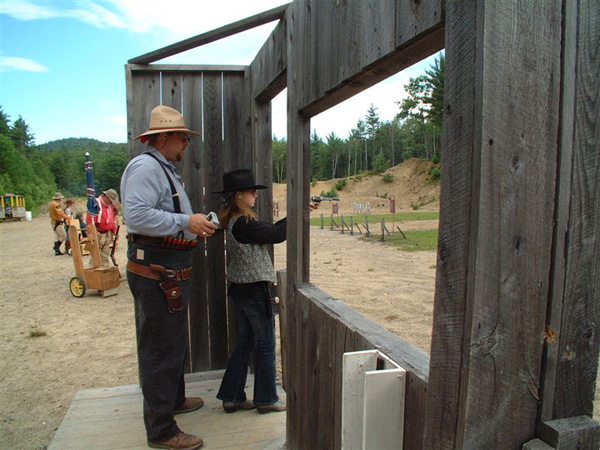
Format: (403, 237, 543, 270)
(69, 277, 86, 298)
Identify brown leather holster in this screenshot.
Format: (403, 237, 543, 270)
(127, 261, 192, 313)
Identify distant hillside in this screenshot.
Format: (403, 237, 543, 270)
(273, 158, 441, 215)
(38, 138, 125, 152)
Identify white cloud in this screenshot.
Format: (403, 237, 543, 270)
(0, 56, 48, 72)
(0, 1, 57, 20)
(1, 0, 288, 36)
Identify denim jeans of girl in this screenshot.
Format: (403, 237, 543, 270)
(217, 282, 279, 406)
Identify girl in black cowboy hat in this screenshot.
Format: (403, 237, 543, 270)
(215, 168, 288, 414)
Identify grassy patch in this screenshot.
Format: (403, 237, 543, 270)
(310, 211, 439, 227)
(29, 328, 47, 338)
(363, 229, 439, 252)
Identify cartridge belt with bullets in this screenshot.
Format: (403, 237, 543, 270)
(127, 233, 198, 251)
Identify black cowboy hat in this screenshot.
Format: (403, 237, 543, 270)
(212, 169, 268, 194)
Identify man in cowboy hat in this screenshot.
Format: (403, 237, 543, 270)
(49, 192, 70, 255)
(87, 188, 120, 267)
(120, 105, 217, 450)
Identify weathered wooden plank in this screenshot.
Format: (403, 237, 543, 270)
(251, 19, 287, 102)
(175, 72, 210, 373)
(129, 64, 247, 72)
(551, 0, 600, 421)
(423, 0, 477, 446)
(541, 416, 600, 450)
(222, 70, 252, 356)
(290, 284, 429, 449)
(202, 72, 228, 370)
(127, 69, 160, 158)
(426, 0, 563, 448)
(252, 101, 273, 222)
(49, 375, 286, 450)
(297, 0, 443, 118)
(276, 270, 288, 390)
(129, 4, 290, 64)
(285, 2, 312, 447)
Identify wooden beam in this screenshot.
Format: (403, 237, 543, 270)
(548, 0, 600, 422)
(294, 0, 444, 118)
(425, 0, 564, 448)
(128, 64, 247, 72)
(541, 416, 600, 449)
(251, 19, 287, 102)
(128, 4, 290, 64)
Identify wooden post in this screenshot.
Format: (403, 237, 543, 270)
(537, 0, 600, 432)
(425, 0, 600, 448)
(350, 216, 354, 236)
(277, 270, 288, 391)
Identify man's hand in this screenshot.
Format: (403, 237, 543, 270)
(187, 214, 219, 237)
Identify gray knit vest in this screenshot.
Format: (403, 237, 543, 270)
(226, 217, 276, 284)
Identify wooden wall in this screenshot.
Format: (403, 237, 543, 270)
(283, 279, 429, 449)
(125, 65, 253, 372)
(283, 0, 599, 449)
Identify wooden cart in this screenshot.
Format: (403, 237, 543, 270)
(68, 222, 120, 298)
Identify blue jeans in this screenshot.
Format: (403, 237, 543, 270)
(217, 282, 279, 406)
(126, 241, 192, 442)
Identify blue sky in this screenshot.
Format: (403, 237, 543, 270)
(1, 0, 439, 145)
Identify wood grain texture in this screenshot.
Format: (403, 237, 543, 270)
(295, 0, 443, 118)
(286, 284, 429, 450)
(427, 1, 564, 448)
(285, 3, 313, 445)
(552, 0, 600, 421)
(201, 72, 228, 370)
(251, 19, 287, 102)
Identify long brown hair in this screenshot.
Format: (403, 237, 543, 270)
(219, 191, 257, 229)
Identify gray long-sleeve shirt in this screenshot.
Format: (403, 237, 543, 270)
(120, 147, 196, 240)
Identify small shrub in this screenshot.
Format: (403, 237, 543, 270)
(382, 172, 394, 183)
(432, 154, 441, 164)
(320, 187, 338, 198)
(411, 202, 420, 211)
(335, 179, 347, 191)
(429, 166, 441, 182)
(311, 179, 317, 187)
(29, 328, 47, 338)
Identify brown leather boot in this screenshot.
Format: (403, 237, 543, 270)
(222, 399, 256, 414)
(147, 431, 203, 450)
(174, 397, 204, 415)
(256, 400, 286, 414)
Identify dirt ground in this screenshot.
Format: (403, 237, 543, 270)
(1, 193, 598, 449)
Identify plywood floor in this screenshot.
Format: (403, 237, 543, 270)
(48, 371, 287, 450)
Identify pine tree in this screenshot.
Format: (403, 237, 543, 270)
(10, 116, 35, 151)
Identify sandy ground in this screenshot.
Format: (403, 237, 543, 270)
(1, 213, 598, 449)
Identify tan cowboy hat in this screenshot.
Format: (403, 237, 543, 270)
(53, 192, 63, 201)
(134, 105, 201, 144)
(103, 188, 120, 205)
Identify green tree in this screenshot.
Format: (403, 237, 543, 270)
(272, 137, 287, 183)
(0, 107, 10, 136)
(10, 116, 35, 151)
(397, 52, 444, 159)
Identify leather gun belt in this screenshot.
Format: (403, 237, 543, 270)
(126, 260, 192, 281)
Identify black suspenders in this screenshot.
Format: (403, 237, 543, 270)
(143, 152, 182, 214)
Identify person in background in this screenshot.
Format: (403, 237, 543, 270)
(87, 189, 119, 266)
(64, 198, 74, 254)
(49, 192, 70, 256)
(215, 169, 318, 415)
(75, 212, 88, 238)
(121, 105, 218, 450)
